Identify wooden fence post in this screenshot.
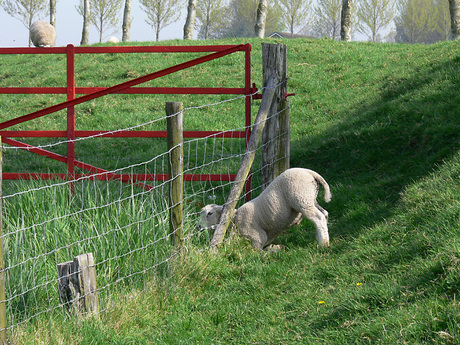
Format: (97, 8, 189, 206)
(0, 137, 7, 344)
(57, 252, 99, 318)
(210, 76, 278, 248)
(57, 260, 75, 309)
(166, 102, 184, 249)
(261, 43, 290, 190)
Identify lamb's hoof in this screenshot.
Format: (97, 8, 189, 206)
(265, 244, 286, 253)
(319, 241, 330, 248)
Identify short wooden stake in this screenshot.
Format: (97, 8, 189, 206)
(57, 260, 75, 310)
(57, 252, 99, 318)
(166, 102, 184, 249)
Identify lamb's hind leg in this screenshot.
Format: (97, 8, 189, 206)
(315, 201, 329, 220)
(300, 206, 329, 247)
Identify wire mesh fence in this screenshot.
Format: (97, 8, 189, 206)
(0, 92, 290, 335)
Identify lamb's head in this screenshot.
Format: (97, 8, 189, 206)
(197, 204, 223, 231)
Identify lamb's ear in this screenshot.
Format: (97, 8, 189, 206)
(214, 205, 223, 215)
(207, 204, 223, 216)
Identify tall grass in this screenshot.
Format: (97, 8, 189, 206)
(3, 176, 175, 326)
(1, 117, 265, 337)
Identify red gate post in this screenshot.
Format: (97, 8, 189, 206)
(66, 44, 76, 187)
(244, 47, 252, 201)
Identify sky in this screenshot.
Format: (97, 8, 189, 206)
(0, 1, 186, 47)
(0, 1, 374, 48)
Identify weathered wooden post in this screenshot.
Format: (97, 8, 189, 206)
(57, 253, 99, 318)
(57, 260, 74, 310)
(210, 76, 278, 248)
(73, 253, 99, 316)
(261, 43, 290, 190)
(166, 102, 184, 249)
(0, 137, 7, 344)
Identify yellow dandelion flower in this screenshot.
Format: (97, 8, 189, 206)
(318, 300, 326, 304)
(356, 282, 363, 286)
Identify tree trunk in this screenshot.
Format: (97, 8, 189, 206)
(80, 0, 90, 45)
(50, 0, 57, 27)
(340, 0, 353, 41)
(99, 13, 103, 43)
(449, 0, 460, 40)
(204, 24, 209, 40)
(156, 21, 160, 41)
(255, 0, 268, 38)
(204, 12, 210, 40)
(122, 0, 132, 42)
(183, 0, 197, 40)
(28, 16, 33, 47)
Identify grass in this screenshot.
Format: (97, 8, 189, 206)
(0, 37, 459, 343)
(3, 178, 173, 328)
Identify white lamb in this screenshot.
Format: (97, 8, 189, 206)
(198, 168, 332, 249)
(30, 21, 56, 47)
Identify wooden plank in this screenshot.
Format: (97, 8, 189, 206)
(210, 76, 277, 248)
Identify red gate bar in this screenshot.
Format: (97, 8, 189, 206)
(0, 87, 248, 95)
(2, 137, 157, 190)
(0, 130, 248, 138)
(0, 45, 251, 54)
(2, 173, 237, 182)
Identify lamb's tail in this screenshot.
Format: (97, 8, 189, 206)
(308, 170, 332, 202)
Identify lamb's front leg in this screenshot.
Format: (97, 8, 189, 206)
(239, 226, 268, 250)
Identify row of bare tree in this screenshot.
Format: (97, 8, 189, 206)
(159, 0, 460, 42)
(1, 0, 459, 45)
(313, 0, 459, 42)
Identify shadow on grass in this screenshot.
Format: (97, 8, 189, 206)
(280, 49, 460, 342)
(289, 54, 460, 244)
(304, 247, 460, 340)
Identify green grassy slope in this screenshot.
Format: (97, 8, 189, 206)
(3, 38, 459, 344)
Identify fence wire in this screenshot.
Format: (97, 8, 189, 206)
(0, 92, 290, 336)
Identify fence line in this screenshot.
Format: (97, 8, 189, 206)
(0, 43, 255, 185)
(0, 95, 290, 338)
(1, 87, 265, 153)
(0, 43, 290, 342)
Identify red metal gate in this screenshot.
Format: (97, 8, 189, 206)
(0, 44, 257, 186)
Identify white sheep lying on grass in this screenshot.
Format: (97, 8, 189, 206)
(30, 21, 56, 47)
(198, 168, 332, 249)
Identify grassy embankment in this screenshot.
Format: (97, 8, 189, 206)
(1, 37, 459, 343)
